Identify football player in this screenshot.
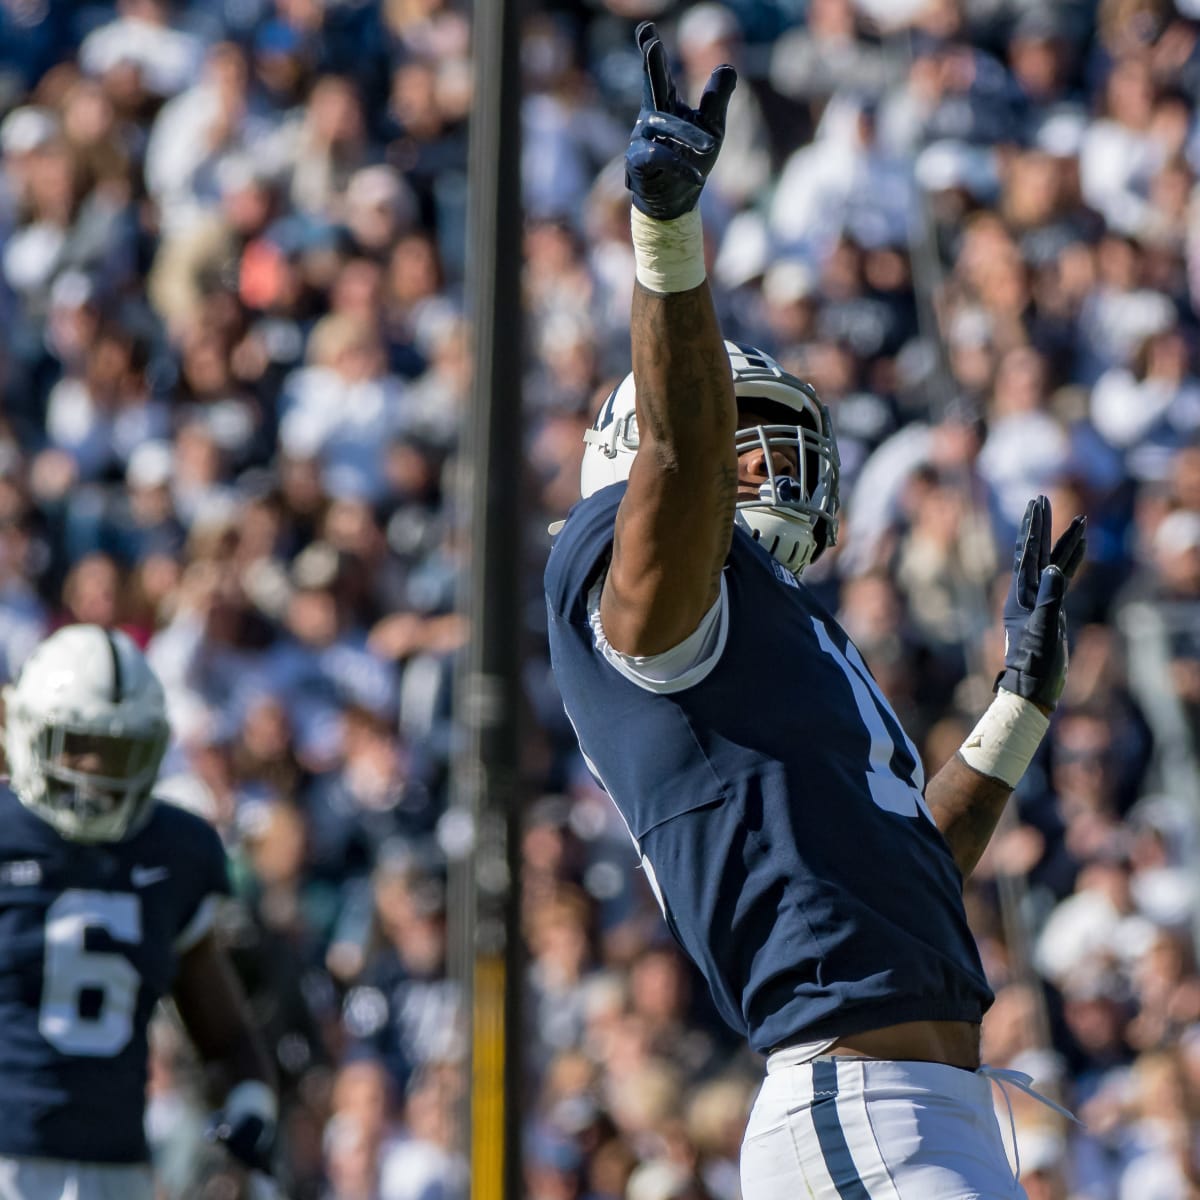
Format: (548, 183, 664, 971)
(544, 24, 1087, 1199)
(0, 624, 277, 1200)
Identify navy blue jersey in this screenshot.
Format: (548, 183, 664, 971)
(0, 786, 230, 1163)
(545, 483, 993, 1055)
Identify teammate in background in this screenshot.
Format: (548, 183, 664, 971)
(545, 24, 1087, 1199)
(0, 624, 277, 1200)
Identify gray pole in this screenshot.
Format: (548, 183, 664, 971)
(448, 0, 525, 1196)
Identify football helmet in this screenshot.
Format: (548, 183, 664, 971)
(581, 341, 840, 574)
(4, 625, 170, 842)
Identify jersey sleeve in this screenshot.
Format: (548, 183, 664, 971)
(587, 573, 730, 693)
(543, 482, 627, 621)
(169, 807, 233, 954)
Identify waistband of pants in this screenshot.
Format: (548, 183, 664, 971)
(764, 1052, 995, 1107)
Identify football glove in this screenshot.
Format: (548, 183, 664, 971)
(207, 1081, 277, 1176)
(624, 22, 737, 221)
(995, 494, 1087, 711)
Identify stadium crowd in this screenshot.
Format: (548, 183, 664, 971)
(3, 0, 1200, 1197)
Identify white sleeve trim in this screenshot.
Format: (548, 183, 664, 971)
(587, 574, 729, 694)
(174, 894, 220, 954)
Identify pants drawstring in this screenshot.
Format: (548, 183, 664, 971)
(978, 1064, 1084, 1187)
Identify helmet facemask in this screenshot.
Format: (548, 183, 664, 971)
(733, 399, 840, 574)
(33, 725, 168, 843)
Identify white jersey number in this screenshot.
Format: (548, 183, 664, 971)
(39, 890, 142, 1057)
(812, 618, 933, 822)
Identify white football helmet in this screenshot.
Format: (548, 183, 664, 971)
(582, 341, 840, 574)
(3, 625, 170, 842)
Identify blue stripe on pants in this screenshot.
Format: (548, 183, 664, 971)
(811, 1059, 873, 1200)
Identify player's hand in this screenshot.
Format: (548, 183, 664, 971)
(625, 22, 736, 221)
(995, 495, 1087, 711)
(207, 1101, 276, 1176)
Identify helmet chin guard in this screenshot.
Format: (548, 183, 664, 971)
(579, 341, 840, 575)
(736, 503, 819, 574)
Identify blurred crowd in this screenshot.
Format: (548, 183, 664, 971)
(3, 0, 1200, 1198)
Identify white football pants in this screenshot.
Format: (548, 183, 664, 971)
(0, 1159, 153, 1200)
(740, 1054, 1027, 1199)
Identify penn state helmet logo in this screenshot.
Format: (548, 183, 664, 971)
(593, 384, 620, 433)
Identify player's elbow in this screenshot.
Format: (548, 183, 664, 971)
(636, 420, 735, 478)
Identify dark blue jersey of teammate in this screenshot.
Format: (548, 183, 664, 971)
(545, 483, 993, 1055)
(0, 785, 230, 1163)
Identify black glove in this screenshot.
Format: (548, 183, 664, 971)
(995, 495, 1087, 711)
(624, 22, 737, 221)
(207, 1099, 276, 1176)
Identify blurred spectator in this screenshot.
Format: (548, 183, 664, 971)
(0, 473, 48, 684)
(145, 41, 281, 237)
(377, 1063, 468, 1200)
(280, 312, 408, 501)
(289, 73, 371, 218)
(676, 4, 770, 214)
(769, 94, 913, 266)
(769, 0, 896, 108)
(1091, 324, 1200, 484)
(79, 0, 204, 102)
(340, 854, 462, 1096)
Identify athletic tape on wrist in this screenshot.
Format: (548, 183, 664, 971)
(224, 1080, 278, 1128)
(631, 205, 706, 294)
(957, 688, 1049, 790)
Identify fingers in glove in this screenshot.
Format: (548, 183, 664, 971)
(642, 111, 715, 156)
(697, 64, 738, 133)
(1050, 514, 1088, 581)
(1014, 496, 1044, 611)
(638, 24, 675, 113)
(1034, 563, 1067, 615)
(1037, 494, 1052, 571)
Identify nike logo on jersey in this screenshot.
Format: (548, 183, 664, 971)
(131, 865, 170, 887)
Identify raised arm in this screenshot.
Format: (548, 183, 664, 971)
(927, 496, 1087, 877)
(599, 24, 739, 657)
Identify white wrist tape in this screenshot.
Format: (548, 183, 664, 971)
(957, 689, 1049, 789)
(224, 1080, 278, 1128)
(631, 205, 706, 294)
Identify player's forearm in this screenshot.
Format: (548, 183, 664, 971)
(924, 754, 1013, 879)
(927, 689, 1051, 878)
(174, 935, 277, 1093)
(630, 278, 735, 464)
(220, 1019, 277, 1089)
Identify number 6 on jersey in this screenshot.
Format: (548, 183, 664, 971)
(39, 890, 141, 1057)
